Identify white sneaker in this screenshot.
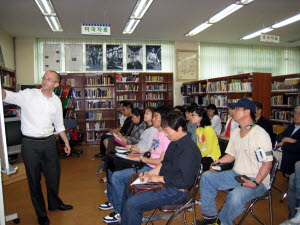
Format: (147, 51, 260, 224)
(99, 202, 113, 210)
(290, 208, 300, 224)
(103, 211, 120, 223)
(280, 220, 293, 225)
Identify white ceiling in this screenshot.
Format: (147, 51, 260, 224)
(0, 0, 300, 47)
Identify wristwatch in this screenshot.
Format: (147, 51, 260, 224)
(252, 180, 259, 188)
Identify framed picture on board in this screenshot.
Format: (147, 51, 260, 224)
(176, 49, 198, 81)
(107, 45, 123, 70)
(146, 45, 161, 70)
(86, 44, 103, 71)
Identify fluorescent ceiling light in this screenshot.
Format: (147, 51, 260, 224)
(123, 0, 153, 34)
(209, 4, 243, 23)
(132, 0, 153, 19)
(35, 0, 55, 15)
(186, 22, 213, 36)
(241, 27, 273, 40)
(241, 13, 300, 40)
(186, 0, 254, 36)
(123, 19, 140, 34)
(272, 13, 300, 28)
(45, 16, 63, 32)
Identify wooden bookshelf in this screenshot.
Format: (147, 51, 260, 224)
(270, 74, 300, 129)
(60, 72, 173, 145)
(181, 72, 272, 121)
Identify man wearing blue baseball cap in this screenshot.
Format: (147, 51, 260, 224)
(197, 98, 273, 225)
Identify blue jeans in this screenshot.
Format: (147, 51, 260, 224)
(288, 161, 300, 219)
(120, 186, 188, 225)
(111, 166, 152, 213)
(200, 170, 267, 225)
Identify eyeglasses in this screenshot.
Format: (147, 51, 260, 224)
(42, 77, 58, 83)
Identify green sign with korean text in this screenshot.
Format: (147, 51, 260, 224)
(81, 24, 110, 36)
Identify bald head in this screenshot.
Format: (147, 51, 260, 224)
(45, 70, 61, 84)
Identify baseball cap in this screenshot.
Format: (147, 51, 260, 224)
(227, 99, 256, 113)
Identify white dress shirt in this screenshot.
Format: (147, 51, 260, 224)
(4, 88, 65, 137)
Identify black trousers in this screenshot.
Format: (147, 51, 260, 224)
(21, 136, 62, 217)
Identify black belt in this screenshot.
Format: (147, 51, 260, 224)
(22, 135, 53, 141)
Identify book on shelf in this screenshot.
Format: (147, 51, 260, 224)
(62, 86, 71, 98)
(54, 88, 63, 97)
(272, 78, 300, 91)
(271, 109, 293, 122)
(86, 112, 103, 120)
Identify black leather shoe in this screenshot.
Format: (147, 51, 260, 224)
(95, 153, 105, 158)
(49, 204, 73, 211)
(38, 216, 50, 225)
(57, 204, 73, 211)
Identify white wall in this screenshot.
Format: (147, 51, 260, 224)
(0, 30, 15, 70)
(15, 37, 36, 86)
(173, 41, 199, 106)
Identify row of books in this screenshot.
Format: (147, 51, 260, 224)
(194, 96, 209, 106)
(63, 78, 76, 86)
(272, 78, 300, 91)
(86, 121, 106, 131)
(145, 101, 167, 108)
(116, 84, 139, 92)
(54, 86, 71, 98)
(181, 83, 206, 95)
(70, 89, 83, 98)
(145, 75, 163, 82)
(271, 95, 299, 106)
(63, 98, 75, 109)
(207, 81, 227, 93)
(86, 132, 101, 142)
(85, 100, 113, 110)
(85, 75, 114, 86)
(117, 93, 137, 101)
(146, 84, 167, 91)
(116, 74, 139, 83)
(209, 95, 227, 107)
(145, 92, 165, 100)
(85, 88, 113, 98)
(1, 72, 15, 87)
(86, 112, 102, 120)
(228, 82, 252, 92)
(271, 109, 293, 122)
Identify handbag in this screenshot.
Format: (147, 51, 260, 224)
(128, 173, 166, 195)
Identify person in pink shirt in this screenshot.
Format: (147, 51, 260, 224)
(100, 106, 171, 224)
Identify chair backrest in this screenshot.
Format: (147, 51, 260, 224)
(266, 157, 279, 191)
(183, 164, 203, 205)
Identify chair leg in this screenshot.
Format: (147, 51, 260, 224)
(237, 200, 256, 225)
(269, 193, 273, 225)
(145, 208, 159, 225)
(280, 188, 288, 203)
(192, 203, 197, 225)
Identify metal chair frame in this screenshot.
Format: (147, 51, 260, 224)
(144, 165, 203, 225)
(234, 158, 279, 225)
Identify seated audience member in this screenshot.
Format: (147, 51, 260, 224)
(219, 103, 239, 138)
(126, 107, 157, 153)
(185, 104, 198, 142)
(190, 107, 221, 171)
(119, 101, 127, 127)
(280, 161, 300, 225)
(100, 106, 171, 223)
(253, 101, 276, 146)
(275, 106, 300, 175)
(115, 108, 146, 145)
(173, 105, 186, 115)
(198, 99, 273, 225)
(207, 104, 222, 135)
(95, 102, 134, 158)
(120, 111, 201, 225)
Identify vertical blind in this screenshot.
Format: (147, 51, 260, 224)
(36, 38, 174, 82)
(199, 42, 300, 79)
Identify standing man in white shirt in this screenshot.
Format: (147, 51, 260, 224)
(2, 70, 73, 225)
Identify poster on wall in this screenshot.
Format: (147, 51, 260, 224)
(65, 44, 83, 71)
(107, 45, 123, 70)
(43, 44, 62, 71)
(127, 45, 143, 70)
(146, 45, 161, 70)
(86, 44, 103, 71)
